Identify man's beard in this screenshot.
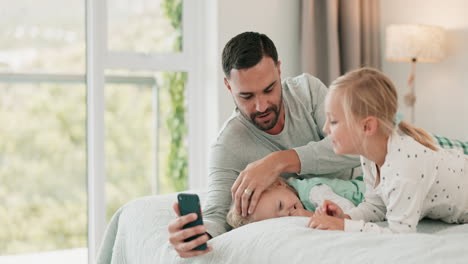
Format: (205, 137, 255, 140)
(250, 102, 282, 131)
(236, 91, 283, 131)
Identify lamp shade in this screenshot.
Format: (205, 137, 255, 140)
(386, 24, 446, 62)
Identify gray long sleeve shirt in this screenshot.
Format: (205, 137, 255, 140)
(203, 73, 360, 237)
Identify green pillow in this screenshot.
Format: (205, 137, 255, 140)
(433, 134, 468, 155)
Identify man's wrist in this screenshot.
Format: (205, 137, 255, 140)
(270, 150, 301, 174)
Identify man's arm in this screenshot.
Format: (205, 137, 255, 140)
(252, 136, 359, 177)
(167, 135, 243, 257)
(294, 137, 360, 175)
(293, 74, 360, 175)
(202, 168, 237, 238)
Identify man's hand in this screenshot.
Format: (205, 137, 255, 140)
(308, 214, 345, 231)
(231, 155, 280, 217)
(168, 203, 212, 258)
(231, 150, 301, 217)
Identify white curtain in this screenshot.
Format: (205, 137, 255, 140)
(301, 0, 381, 85)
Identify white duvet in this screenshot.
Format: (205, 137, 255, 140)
(97, 192, 468, 264)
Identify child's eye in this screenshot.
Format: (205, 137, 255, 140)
(279, 201, 283, 210)
(330, 121, 338, 125)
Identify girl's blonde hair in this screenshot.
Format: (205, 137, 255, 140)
(226, 178, 298, 229)
(329, 67, 438, 151)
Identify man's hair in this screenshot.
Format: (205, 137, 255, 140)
(222, 31, 278, 79)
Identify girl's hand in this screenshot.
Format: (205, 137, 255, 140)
(315, 200, 345, 219)
(308, 214, 344, 231)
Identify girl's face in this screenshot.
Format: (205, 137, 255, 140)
(323, 91, 363, 155)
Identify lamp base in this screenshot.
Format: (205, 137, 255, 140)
(405, 59, 417, 124)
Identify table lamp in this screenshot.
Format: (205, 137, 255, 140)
(386, 24, 446, 123)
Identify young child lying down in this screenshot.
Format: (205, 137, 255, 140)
(227, 177, 365, 228)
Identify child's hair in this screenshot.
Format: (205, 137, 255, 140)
(329, 67, 438, 151)
(226, 178, 298, 229)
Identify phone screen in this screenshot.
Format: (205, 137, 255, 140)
(177, 193, 208, 250)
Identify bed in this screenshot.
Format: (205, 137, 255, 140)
(96, 191, 468, 264)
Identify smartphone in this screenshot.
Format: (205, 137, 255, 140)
(177, 193, 208, 251)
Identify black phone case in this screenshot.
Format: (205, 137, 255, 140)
(177, 193, 208, 250)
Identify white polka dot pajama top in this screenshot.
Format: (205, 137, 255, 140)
(344, 128, 468, 233)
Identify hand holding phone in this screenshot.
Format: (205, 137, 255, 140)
(177, 193, 208, 251)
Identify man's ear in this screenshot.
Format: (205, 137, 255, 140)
(362, 116, 379, 136)
(224, 77, 232, 92)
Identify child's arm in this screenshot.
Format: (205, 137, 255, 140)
(344, 169, 430, 233)
(309, 185, 356, 211)
(345, 182, 387, 223)
(312, 148, 433, 233)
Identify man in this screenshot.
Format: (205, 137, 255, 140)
(168, 31, 360, 258)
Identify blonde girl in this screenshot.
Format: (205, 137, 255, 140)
(309, 67, 468, 233)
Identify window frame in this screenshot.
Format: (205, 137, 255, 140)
(0, 1, 207, 261)
(89, 0, 208, 262)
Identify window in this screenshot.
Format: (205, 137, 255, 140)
(0, 0, 87, 261)
(103, 71, 189, 221)
(0, 81, 87, 258)
(108, 0, 181, 53)
(0, 0, 205, 263)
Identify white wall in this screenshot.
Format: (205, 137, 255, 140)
(381, 0, 468, 140)
(209, 0, 301, 131)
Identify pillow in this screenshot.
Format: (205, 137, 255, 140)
(433, 134, 468, 154)
(169, 217, 468, 264)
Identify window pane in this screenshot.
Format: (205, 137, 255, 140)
(0, 82, 87, 260)
(104, 78, 154, 220)
(0, 0, 85, 74)
(107, 0, 183, 53)
(156, 72, 188, 194)
(104, 71, 188, 220)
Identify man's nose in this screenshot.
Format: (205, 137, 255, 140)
(255, 96, 268, 113)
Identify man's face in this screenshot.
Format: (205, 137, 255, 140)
(224, 57, 283, 133)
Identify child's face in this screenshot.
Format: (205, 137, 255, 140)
(251, 184, 305, 222)
(323, 91, 362, 155)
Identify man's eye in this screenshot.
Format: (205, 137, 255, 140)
(241, 95, 252, 100)
(264, 88, 273, 94)
(330, 121, 338, 125)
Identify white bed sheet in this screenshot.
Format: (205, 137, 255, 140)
(97, 192, 468, 264)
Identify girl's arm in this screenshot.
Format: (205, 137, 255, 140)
(345, 182, 387, 223)
(345, 165, 431, 233)
(315, 139, 436, 233)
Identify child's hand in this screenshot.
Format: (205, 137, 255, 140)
(316, 200, 345, 219)
(308, 214, 344, 231)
